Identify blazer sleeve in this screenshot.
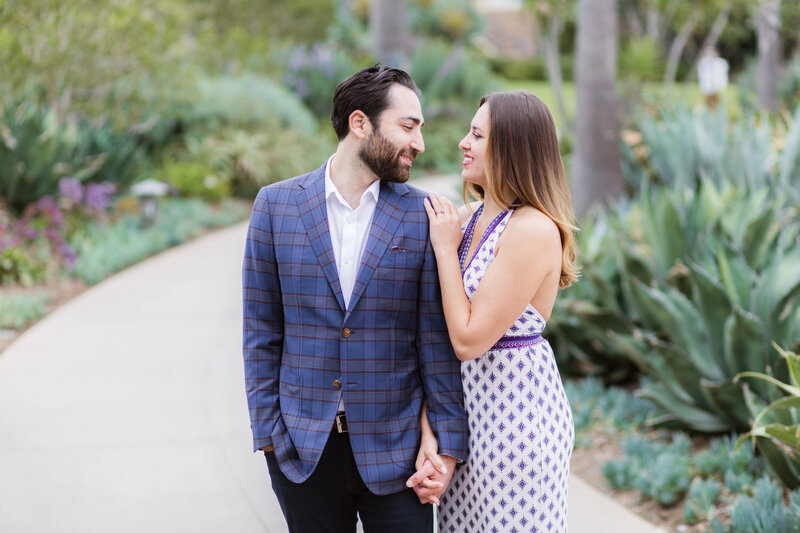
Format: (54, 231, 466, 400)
(417, 234, 469, 461)
(242, 187, 284, 452)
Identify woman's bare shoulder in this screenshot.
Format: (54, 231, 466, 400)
(457, 201, 482, 224)
(505, 206, 560, 249)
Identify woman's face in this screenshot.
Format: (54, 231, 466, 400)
(458, 103, 490, 187)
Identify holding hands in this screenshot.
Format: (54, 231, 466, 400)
(423, 192, 462, 255)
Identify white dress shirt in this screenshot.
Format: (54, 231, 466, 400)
(325, 156, 380, 414)
(324, 156, 380, 309)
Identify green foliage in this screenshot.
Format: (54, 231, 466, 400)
(736, 344, 800, 489)
(0, 99, 141, 214)
(619, 37, 664, 82)
(554, 115, 800, 431)
(68, 198, 247, 284)
(623, 105, 800, 194)
(280, 43, 363, 119)
(711, 477, 800, 533)
(198, 0, 336, 48)
(0, 246, 48, 287)
(694, 435, 758, 479)
(564, 378, 656, 441)
(409, 38, 497, 171)
(158, 161, 228, 202)
(185, 75, 318, 136)
(603, 433, 692, 505)
(684, 478, 723, 524)
(0, 291, 48, 330)
(409, 0, 483, 42)
(0, 0, 197, 120)
(410, 39, 497, 120)
(186, 127, 332, 198)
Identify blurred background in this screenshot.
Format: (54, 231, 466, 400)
(3, 1, 800, 530)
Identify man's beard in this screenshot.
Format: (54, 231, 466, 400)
(358, 128, 417, 183)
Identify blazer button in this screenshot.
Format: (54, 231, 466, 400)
(341, 328, 351, 338)
(333, 379, 342, 389)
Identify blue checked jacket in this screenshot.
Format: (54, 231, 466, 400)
(242, 163, 468, 495)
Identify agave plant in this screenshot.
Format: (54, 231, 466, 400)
(555, 176, 800, 432)
(736, 343, 800, 489)
(624, 105, 800, 200)
(623, 181, 800, 432)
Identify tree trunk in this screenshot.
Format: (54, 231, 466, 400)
(756, 0, 782, 113)
(370, 0, 408, 67)
(573, 0, 623, 216)
(540, 14, 570, 133)
(664, 8, 700, 84)
(623, 0, 643, 37)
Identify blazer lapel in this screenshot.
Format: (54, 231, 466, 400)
(296, 166, 346, 311)
(346, 181, 410, 314)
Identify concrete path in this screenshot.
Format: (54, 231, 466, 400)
(0, 174, 664, 532)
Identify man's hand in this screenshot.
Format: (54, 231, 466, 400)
(406, 455, 457, 505)
(262, 445, 274, 452)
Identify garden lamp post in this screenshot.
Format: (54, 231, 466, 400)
(697, 47, 729, 110)
(131, 179, 169, 228)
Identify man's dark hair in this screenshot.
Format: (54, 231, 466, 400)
(330, 66, 420, 141)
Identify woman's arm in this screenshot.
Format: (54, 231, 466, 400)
(424, 193, 561, 361)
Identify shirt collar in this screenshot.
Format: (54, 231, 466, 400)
(324, 154, 380, 208)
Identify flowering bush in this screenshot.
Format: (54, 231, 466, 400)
(0, 177, 116, 285)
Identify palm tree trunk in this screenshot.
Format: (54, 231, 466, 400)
(756, 0, 782, 113)
(540, 14, 570, 133)
(573, 0, 623, 216)
(664, 8, 700, 84)
(370, 0, 408, 67)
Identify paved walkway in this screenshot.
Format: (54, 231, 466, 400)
(0, 175, 664, 532)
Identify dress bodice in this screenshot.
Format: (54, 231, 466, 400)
(459, 205, 547, 339)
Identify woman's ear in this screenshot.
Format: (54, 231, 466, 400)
(348, 110, 371, 140)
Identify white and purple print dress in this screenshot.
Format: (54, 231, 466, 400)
(438, 205, 574, 533)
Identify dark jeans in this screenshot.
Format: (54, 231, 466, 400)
(265, 430, 433, 533)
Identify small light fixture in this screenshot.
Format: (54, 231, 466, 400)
(130, 179, 169, 228)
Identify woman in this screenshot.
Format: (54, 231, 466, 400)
(417, 90, 578, 532)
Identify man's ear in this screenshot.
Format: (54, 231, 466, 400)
(348, 110, 371, 140)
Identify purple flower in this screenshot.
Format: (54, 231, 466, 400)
(84, 182, 116, 211)
(59, 177, 83, 204)
(59, 242, 77, 266)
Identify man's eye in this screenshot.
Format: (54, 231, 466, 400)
(403, 125, 413, 131)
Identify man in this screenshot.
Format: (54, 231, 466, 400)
(242, 66, 468, 532)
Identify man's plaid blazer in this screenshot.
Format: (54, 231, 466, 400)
(242, 162, 469, 495)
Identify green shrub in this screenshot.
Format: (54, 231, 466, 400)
(0, 246, 48, 287)
(186, 75, 319, 135)
(69, 198, 248, 284)
(619, 37, 664, 82)
(158, 160, 229, 202)
(710, 477, 800, 533)
(0, 99, 142, 214)
(187, 127, 332, 198)
(694, 435, 757, 479)
(564, 378, 655, 439)
(409, 0, 483, 42)
(0, 292, 48, 329)
(280, 43, 362, 119)
(684, 478, 723, 525)
(602, 433, 692, 505)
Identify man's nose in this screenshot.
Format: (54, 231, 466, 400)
(411, 131, 425, 154)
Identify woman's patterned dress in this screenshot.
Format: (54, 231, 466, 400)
(438, 205, 574, 533)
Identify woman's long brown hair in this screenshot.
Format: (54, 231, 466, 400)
(464, 90, 579, 287)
